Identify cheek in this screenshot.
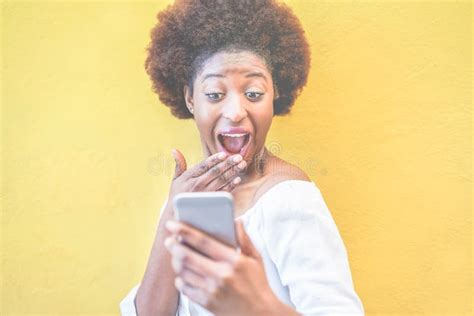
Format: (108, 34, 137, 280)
(194, 97, 217, 120)
(194, 109, 218, 136)
(254, 106, 273, 132)
(250, 117, 272, 147)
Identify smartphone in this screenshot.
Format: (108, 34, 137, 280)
(172, 191, 239, 250)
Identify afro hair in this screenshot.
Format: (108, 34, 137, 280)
(145, 0, 311, 119)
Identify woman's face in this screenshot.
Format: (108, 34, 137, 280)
(184, 50, 276, 165)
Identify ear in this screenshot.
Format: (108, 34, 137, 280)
(183, 85, 194, 115)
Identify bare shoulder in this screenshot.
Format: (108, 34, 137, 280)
(254, 156, 311, 200)
(267, 156, 311, 182)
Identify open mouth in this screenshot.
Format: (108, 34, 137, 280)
(217, 133, 251, 155)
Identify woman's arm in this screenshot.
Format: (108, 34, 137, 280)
(135, 202, 179, 316)
(133, 149, 244, 315)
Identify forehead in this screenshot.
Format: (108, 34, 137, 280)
(197, 51, 271, 82)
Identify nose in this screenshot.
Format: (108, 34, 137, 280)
(221, 93, 248, 122)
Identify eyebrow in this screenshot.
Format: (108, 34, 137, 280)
(201, 71, 268, 83)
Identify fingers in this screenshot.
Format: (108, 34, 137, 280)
(175, 151, 246, 192)
(208, 159, 247, 191)
(207, 155, 247, 189)
(188, 151, 228, 178)
(217, 175, 242, 192)
(175, 277, 209, 307)
(166, 220, 239, 263)
(197, 154, 246, 190)
(178, 267, 206, 288)
(165, 233, 223, 277)
(172, 148, 187, 179)
(178, 267, 219, 297)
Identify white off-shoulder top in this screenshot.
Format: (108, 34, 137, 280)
(120, 180, 364, 315)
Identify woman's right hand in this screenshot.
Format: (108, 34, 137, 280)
(135, 149, 246, 316)
(165, 148, 246, 211)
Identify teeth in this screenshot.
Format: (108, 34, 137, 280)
(221, 133, 248, 138)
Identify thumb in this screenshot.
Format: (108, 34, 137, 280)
(235, 219, 260, 259)
(172, 148, 187, 179)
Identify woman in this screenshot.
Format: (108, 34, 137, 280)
(121, 0, 364, 315)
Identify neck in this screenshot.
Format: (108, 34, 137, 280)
(239, 146, 271, 186)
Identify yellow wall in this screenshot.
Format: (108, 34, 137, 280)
(2, 1, 471, 315)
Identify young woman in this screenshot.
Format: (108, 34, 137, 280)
(120, 1, 364, 315)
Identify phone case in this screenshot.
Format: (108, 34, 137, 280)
(172, 191, 238, 249)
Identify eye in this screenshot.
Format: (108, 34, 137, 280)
(205, 92, 224, 101)
(245, 92, 264, 101)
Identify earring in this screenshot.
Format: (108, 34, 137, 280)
(189, 107, 194, 114)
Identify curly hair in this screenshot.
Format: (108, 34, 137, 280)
(145, 0, 311, 119)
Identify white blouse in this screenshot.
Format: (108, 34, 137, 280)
(120, 180, 364, 315)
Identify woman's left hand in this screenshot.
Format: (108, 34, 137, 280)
(164, 218, 280, 315)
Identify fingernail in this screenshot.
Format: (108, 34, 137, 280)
(233, 155, 242, 163)
(166, 220, 179, 232)
(218, 152, 227, 160)
(237, 161, 246, 170)
(175, 277, 184, 289)
(164, 237, 173, 249)
(233, 177, 241, 185)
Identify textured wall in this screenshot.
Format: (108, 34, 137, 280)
(1, 1, 471, 315)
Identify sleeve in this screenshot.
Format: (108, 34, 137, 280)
(119, 199, 174, 316)
(261, 185, 364, 316)
(119, 284, 140, 316)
